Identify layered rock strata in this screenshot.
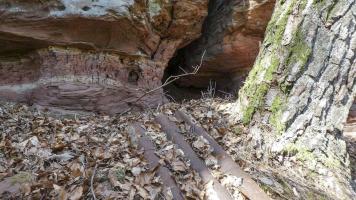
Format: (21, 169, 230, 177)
(0, 0, 208, 113)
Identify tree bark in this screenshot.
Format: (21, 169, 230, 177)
(228, 0, 355, 199)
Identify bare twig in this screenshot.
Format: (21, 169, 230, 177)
(217, 90, 234, 100)
(201, 80, 216, 99)
(117, 108, 132, 117)
(165, 93, 177, 103)
(178, 66, 188, 74)
(91, 163, 98, 200)
(135, 50, 206, 102)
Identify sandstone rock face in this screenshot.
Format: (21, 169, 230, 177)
(0, 0, 208, 113)
(0, 0, 276, 114)
(172, 0, 275, 92)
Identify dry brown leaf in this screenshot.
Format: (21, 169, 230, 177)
(135, 170, 156, 186)
(129, 187, 136, 200)
(145, 185, 161, 199)
(69, 162, 82, 177)
(69, 186, 83, 200)
(172, 160, 186, 172)
(52, 143, 67, 152)
(135, 185, 149, 199)
(53, 184, 68, 200)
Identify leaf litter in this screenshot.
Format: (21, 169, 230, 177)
(0, 97, 252, 200)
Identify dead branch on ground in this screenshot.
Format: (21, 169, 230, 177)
(90, 163, 98, 200)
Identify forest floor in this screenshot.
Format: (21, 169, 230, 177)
(0, 98, 249, 200)
(0, 98, 354, 199)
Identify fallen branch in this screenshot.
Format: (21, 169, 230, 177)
(135, 50, 206, 102)
(90, 163, 98, 200)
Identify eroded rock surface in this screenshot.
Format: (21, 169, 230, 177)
(171, 0, 275, 92)
(0, 0, 208, 113)
(0, 0, 278, 113)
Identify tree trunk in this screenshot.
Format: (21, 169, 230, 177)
(228, 0, 355, 199)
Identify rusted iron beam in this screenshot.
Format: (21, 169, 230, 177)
(175, 110, 270, 200)
(128, 124, 184, 200)
(155, 114, 234, 200)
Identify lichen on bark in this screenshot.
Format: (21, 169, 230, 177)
(230, 0, 356, 199)
(239, 0, 309, 126)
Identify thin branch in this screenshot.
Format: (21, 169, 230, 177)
(178, 66, 188, 74)
(90, 163, 98, 200)
(117, 108, 132, 117)
(135, 50, 206, 103)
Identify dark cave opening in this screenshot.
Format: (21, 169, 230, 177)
(162, 0, 239, 102)
(162, 0, 274, 102)
(162, 48, 237, 102)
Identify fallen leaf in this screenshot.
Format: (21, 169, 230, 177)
(69, 186, 83, 200)
(53, 184, 68, 200)
(172, 160, 186, 172)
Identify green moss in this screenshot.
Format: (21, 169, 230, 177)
(325, 1, 338, 21)
(300, 0, 309, 10)
(296, 149, 315, 162)
(306, 190, 328, 200)
(259, 184, 274, 194)
(115, 167, 126, 182)
(266, 56, 280, 81)
(238, 0, 311, 126)
(280, 82, 293, 94)
(283, 143, 299, 155)
(286, 30, 312, 67)
(283, 143, 315, 162)
(265, 0, 297, 45)
(269, 96, 286, 134)
(313, 0, 325, 5)
(10, 172, 32, 185)
(242, 83, 270, 125)
(323, 155, 341, 169)
(281, 30, 311, 94)
(233, 126, 244, 135)
(148, 0, 162, 17)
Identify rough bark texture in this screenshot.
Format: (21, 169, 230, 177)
(224, 0, 356, 199)
(0, 0, 209, 113)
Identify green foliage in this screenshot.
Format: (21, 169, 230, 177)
(115, 167, 126, 182)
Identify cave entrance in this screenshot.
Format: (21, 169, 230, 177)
(162, 0, 276, 102)
(163, 48, 237, 102)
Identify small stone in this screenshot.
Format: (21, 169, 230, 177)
(259, 177, 274, 186)
(207, 111, 213, 118)
(131, 167, 142, 176)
